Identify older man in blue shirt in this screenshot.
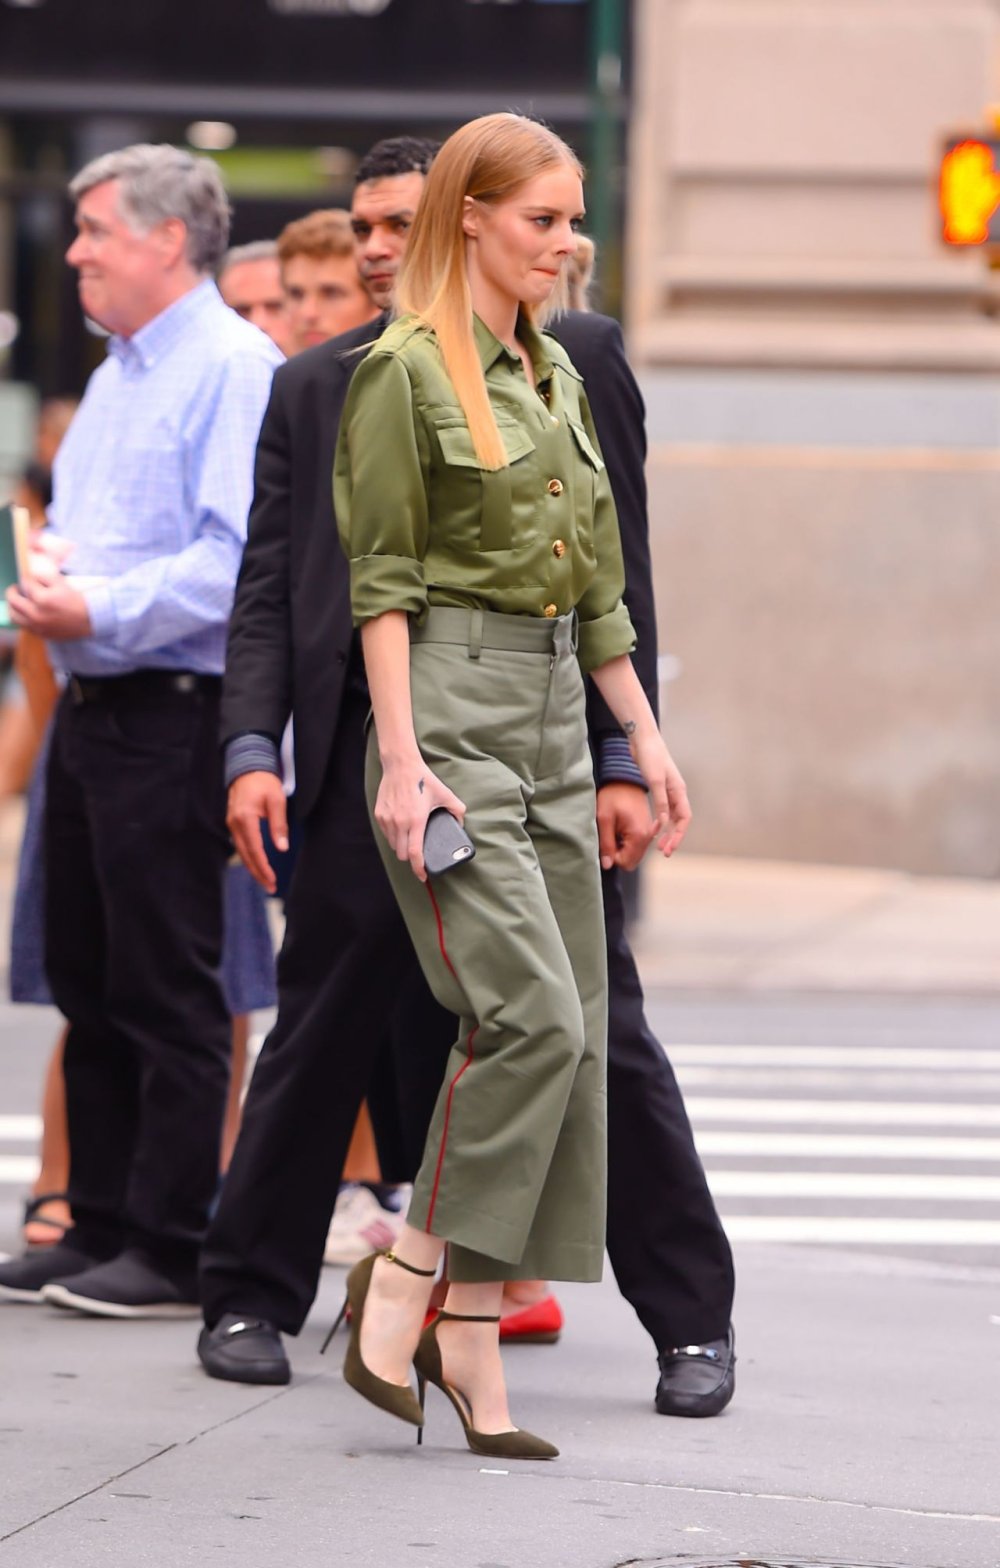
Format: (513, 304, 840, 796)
(0, 144, 280, 1317)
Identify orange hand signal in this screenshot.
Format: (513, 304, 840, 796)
(940, 140, 1000, 245)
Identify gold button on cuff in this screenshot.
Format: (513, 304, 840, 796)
(543, 603, 558, 618)
(552, 539, 566, 559)
(546, 478, 564, 496)
(550, 415, 560, 426)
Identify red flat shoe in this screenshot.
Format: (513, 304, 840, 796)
(499, 1295, 563, 1344)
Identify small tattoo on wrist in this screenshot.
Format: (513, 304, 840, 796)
(622, 720, 637, 737)
(418, 778, 425, 794)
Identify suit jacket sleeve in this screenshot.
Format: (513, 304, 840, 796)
(220, 367, 294, 750)
(560, 314, 659, 737)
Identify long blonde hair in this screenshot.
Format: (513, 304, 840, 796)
(395, 113, 582, 470)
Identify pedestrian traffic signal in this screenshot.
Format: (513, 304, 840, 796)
(940, 137, 1000, 245)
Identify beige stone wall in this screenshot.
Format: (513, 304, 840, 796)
(650, 446, 1000, 876)
(629, 0, 1000, 874)
(628, 0, 1000, 371)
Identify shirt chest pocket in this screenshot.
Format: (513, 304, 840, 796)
(566, 417, 604, 521)
(434, 419, 537, 552)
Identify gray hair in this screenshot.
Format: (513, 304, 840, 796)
(69, 144, 231, 274)
(217, 240, 279, 281)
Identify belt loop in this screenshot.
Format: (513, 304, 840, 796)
(552, 614, 573, 660)
(468, 608, 483, 660)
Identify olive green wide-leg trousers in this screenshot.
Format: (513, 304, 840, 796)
(364, 608, 608, 1284)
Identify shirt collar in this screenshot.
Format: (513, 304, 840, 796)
(109, 278, 218, 371)
(473, 312, 555, 387)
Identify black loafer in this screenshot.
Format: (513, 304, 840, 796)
(197, 1313, 291, 1385)
(655, 1327, 735, 1418)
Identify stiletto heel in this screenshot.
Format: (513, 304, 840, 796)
(413, 1310, 558, 1460)
(320, 1292, 350, 1355)
(340, 1250, 436, 1428)
(416, 1372, 427, 1446)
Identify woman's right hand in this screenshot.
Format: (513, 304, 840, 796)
(629, 726, 692, 859)
(374, 753, 466, 883)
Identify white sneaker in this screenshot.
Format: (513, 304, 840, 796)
(322, 1183, 411, 1267)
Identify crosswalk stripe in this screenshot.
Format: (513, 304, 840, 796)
(670, 1045, 1000, 1069)
(706, 1171, 1000, 1199)
(678, 1068, 1000, 1093)
(685, 1098, 1000, 1127)
(694, 1131, 1000, 1159)
(721, 1216, 1000, 1244)
(0, 1116, 42, 1141)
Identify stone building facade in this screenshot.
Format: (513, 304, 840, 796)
(628, 0, 1000, 875)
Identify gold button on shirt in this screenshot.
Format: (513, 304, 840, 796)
(334, 312, 636, 675)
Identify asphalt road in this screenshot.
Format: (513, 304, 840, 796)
(646, 991, 1000, 1272)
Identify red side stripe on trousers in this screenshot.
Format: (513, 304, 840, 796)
(424, 880, 477, 1232)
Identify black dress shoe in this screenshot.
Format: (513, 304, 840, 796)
(655, 1327, 736, 1418)
(198, 1313, 291, 1385)
(0, 1239, 100, 1303)
(42, 1247, 199, 1319)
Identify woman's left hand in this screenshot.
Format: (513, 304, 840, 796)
(628, 726, 692, 858)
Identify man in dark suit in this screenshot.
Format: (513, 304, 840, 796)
(523, 308, 735, 1416)
(198, 137, 735, 1417)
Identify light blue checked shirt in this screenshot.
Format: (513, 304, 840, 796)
(48, 279, 281, 676)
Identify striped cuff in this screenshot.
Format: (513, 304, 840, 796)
(225, 732, 282, 789)
(597, 734, 646, 790)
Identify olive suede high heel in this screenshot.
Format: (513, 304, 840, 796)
(327, 1250, 436, 1428)
(414, 1310, 559, 1459)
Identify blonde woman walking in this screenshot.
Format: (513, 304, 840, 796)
(333, 112, 691, 1458)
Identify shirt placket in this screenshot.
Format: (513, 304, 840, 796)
(534, 374, 574, 619)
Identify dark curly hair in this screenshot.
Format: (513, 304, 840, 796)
(355, 137, 438, 186)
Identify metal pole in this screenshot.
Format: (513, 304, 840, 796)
(588, 0, 624, 310)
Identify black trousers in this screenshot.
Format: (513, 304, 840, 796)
(202, 688, 734, 1347)
(199, 689, 449, 1329)
(45, 678, 231, 1271)
(602, 869, 734, 1347)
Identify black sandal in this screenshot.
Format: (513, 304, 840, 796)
(22, 1191, 71, 1248)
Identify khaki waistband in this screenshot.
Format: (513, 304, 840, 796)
(410, 606, 577, 658)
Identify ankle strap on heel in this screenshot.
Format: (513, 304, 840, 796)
(435, 1309, 501, 1324)
(383, 1249, 437, 1278)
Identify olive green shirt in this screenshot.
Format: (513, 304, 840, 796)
(333, 312, 636, 674)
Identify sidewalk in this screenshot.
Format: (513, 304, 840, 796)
(633, 852, 1000, 993)
(1, 1246, 997, 1567)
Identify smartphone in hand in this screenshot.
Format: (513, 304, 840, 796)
(423, 808, 475, 877)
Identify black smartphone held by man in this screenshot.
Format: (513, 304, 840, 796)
(423, 808, 475, 877)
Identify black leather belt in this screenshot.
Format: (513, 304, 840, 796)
(67, 671, 222, 706)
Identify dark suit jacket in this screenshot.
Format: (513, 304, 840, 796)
(552, 311, 659, 740)
(222, 314, 383, 819)
(221, 309, 657, 821)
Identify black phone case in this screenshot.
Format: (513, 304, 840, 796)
(423, 808, 476, 877)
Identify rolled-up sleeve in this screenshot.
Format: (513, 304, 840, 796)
(334, 348, 429, 626)
(573, 390, 637, 674)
